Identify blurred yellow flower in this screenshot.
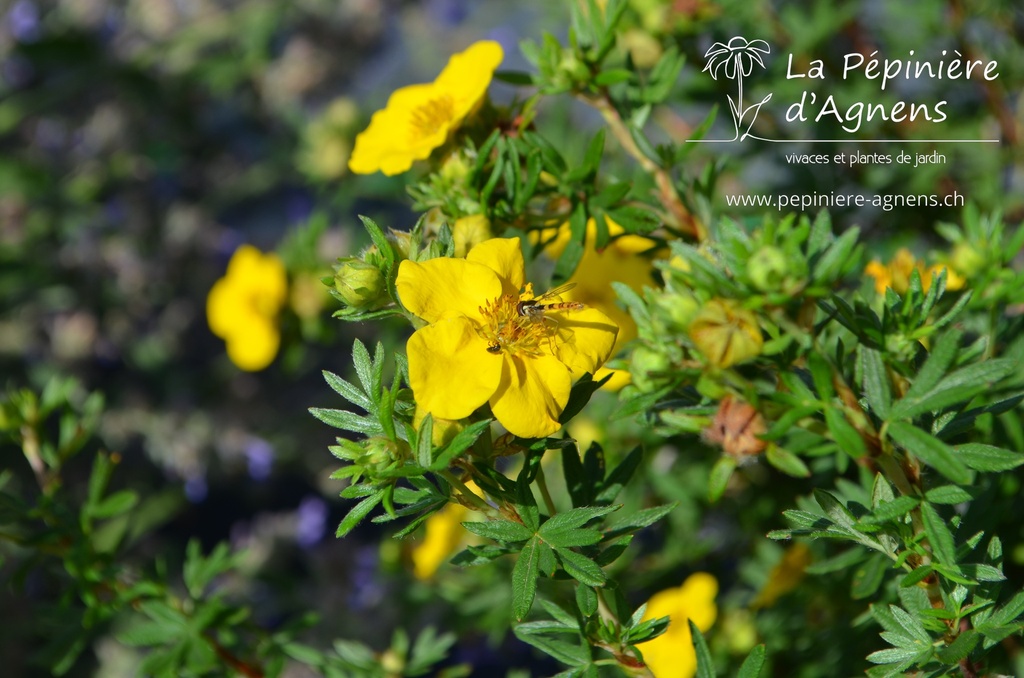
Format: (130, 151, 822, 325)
(412, 481, 482, 580)
(640, 572, 719, 678)
(688, 299, 763, 368)
(865, 248, 965, 295)
(540, 217, 660, 351)
(207, 245, 287, 371)
(753, 543, 813, 609)
(396, 238, 618, 438)
(348, 41, 504, 176)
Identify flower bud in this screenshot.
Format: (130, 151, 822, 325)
(688, 299, 763, 368)
(334, 258, 387, 309)
(630, 345, 672, 392)
(386, 229, 413, 260)
(949, 242, 983, 278)
(650, 290, 699, 334)
(701, 395, 767, 459)
(747, 245, 789, 293)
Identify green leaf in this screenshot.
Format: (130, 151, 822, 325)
(737, 645, 766, 678)
(415, 414, 434, 468)
(892, 359, 1016, 419)
(541, 505, 619, 535)
(861, 348, 892, 419)
(814, 490, 856, 528)
(594, 68, 632, 86)
(954, 443, 1024, 472)
(708, 456, 737, 503)
(920, 503, 957, 566)
(690, 621, 717, 678)
(90, 490, 139, 519)
(765, 445, 811, 477)
(336, 490, 384, 538)
(513, 537, 542, 620)
(430, 419, 492, 471)
(605, 503, 676, 538)
(852, 554, 889, 599)
(936, 629, 979, 664)
(576, 585, 598, 617)
(900, 329, 961, 402)
(322, 371, 373, 411)
(556, 548, 606, 586)
(513, 624, 589, 666)
(825, 407, 866, 458)
(925, 485, 976, 504)
(358, 216, 395, 271)
(308, 408, 383, 435)
(595, 446, 643, 504)
(462, 520, 534, 543)
(886, 422, 971, 484)
(861, 496, 919, 525)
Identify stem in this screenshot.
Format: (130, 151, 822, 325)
(535, 464, 557, 516)
(578, 91, 705, 241)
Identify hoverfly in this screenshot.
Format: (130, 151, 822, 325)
(516, 282, 585, 319)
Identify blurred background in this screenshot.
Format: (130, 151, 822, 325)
(0, 0, 1020, 675)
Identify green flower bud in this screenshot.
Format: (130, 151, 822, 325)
(747, 245, 790, 292)
(386, 229, 413, 260)
(650, 290, 699, 334)
(556, 50, 590, 87)
(630, 345, 672, 393)
(949, 242, 984, 278)
(334, 258, 387, 309)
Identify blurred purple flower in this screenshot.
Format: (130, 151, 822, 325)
(185, 474, 208, 503)
(8, 1, 40, 43)
(245, 437, 274, 481)
(2, 53, 34, 88)
(348, 546, 383, 609)
(295, 495, 328, 548)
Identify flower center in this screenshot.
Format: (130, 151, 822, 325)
(477, 294, 556, 357)
(409, 95, 455, 139)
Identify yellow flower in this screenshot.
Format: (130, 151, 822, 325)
(865, 248, 965, 295)
(348, 41, 504, 176)
(753, 543, 813, 609)
(206, 245, 287, 371)
(540, 217, 660, 351)
(639, 572, 719, 678)
(412, 481, 482, 580)
(298, 98, 360, 181)
(396, 238, 618, 439)
(688, 299, 764, 368)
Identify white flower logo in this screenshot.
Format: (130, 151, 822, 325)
(701, 37, 772, 141)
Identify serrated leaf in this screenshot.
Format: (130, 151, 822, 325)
(557, 548, 606, 587)
(513, 537, 542, 620)
(463, 520, 534, 543)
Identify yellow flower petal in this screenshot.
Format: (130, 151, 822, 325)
(225, 318, 280, 372)
(553, 306, 619, 375)
(408, 317, 502, 420)
(412, 501, 469, 580)
(453, 214, 492, 257)
(490, 354, 572, 438)
(594, 367, 631, 392)
(347, 41, 502, 176)
(433, 40, 504, 118)
(466, 237, 525, 295)
(640, 573, 719, 678)
(397, 258, 502, 324)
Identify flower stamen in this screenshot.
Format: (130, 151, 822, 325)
(409, 95, 455, 139)
(477, 294, 556, 357)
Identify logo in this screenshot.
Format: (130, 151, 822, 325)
(690, 36, 1000, 145)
